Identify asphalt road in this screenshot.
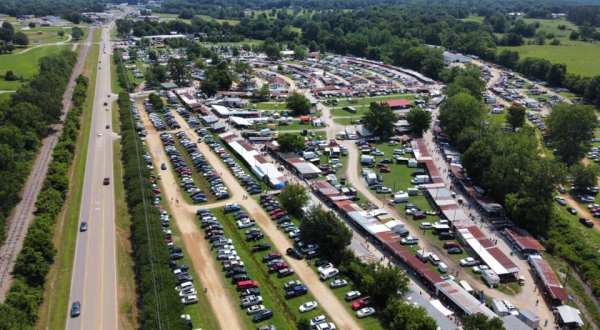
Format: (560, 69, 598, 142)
(66, 24, 118, 330)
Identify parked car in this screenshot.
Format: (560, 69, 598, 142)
(329, 278, 348, 289)
(310, 315, 327, 327)
(580, 217, 594, 228)
(252, 309, 273, 322)
(351, 297, 371, 310)
(299, 301, 318, 313)
(345, 290, 361, 301)
(286, 247, 303, 259)
(357, 307, 376, 318)
(460, 257, 479, 267)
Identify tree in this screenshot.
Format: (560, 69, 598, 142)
(506, 104, 526, 130)
(297, 318, 310, 330)
(286, 92, 311, 116)
(379, 298, 437, 330)
(547, 104, 597, 165)
(148, 93, 163, 110)
(277, 133, 304, 153)
(167, 57, 190, 86)
(4, 70, 17, 81)
(293, 45, 307, 60)
(363, 102, 396, 140)
(300, 207, 352, 264)
(0, 22, 15, 43)
(262, 39, 281, 60)
(361, 264, 409, 308)
(547, 63, 567, 86)
(278, 183, 309, 217)
(406, 107, 432, 137)
(12, 32, 28, 46)
(462, 313, 505, 330)
(201, 79, 218, 97)
(71, 26, 83, 41)
(438, 92, 486, 150)
(252, 84, 270, 101)
(571, 163, 598, 191)
(497, 50, 519, 69)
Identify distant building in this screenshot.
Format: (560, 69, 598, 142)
(386, 99, 412, 110)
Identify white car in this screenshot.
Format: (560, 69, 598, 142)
(419, 222, 433, 229)
(460, 257, 479, 267)
(472, 265, 490, 273)
(345, 290, 361, 301)
(357, 307, 376, 318)
(181, 295, 198, 305)
(329, 279, 348, 289)
(310, 315, 327, 327)
(400, 236, 419, 245)
(97, 132, 102, 136)
(246, 304, 266, 315)
(299, 300, 318, 313)
(315, 322, 336, 330)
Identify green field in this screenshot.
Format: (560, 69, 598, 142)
(499, 40, 600, 77)
(330, 94, 415, 117)
(0, 45, 69, 90)
(22, 26, 71, 44)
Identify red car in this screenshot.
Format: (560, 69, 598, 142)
(351, 297, 371, 310)
(268, 262, 288, 273)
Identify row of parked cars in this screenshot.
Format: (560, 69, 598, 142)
(196, 128, 262, 194)
(174, 131, 230, 200)
(197, 207, 275, 325)
(159, 132, 208, 203)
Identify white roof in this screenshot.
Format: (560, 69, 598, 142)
(429, 299, 454, 317)
(458, 228, 512, 276)
(556, 305, 584, 326)
(212, 104, 230, 116)
(229, 116, 252, 127)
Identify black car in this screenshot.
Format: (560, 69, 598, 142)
(70, 301, 81, 318)
(252, 309, 273, 322)
(251, 243, 271, 252)
(79, 222, 88, 232)
(580, 217, 594, 228)
(286, 248, 303, 259)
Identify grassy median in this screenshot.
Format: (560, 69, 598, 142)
(36, 28, 100, 330)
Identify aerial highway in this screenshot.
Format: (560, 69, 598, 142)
(66, 23, 118, 330)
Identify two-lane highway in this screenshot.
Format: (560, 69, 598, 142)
(66, 24, 118, 330)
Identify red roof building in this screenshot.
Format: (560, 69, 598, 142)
(386, 98, 412, 110)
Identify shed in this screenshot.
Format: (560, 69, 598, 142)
(518, 309, 540, 329)
(556, 305, 584, 328)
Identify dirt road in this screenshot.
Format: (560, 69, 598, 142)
(137, 100, 244, 330)
(167, 109, 362, 330)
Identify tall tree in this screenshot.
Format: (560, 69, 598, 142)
(362, 102, 396, 140)
(462, 313, 505, 330)
(506, 104, 526, 130)
(167, 57, 190, 86)
(299, 207, 352, 264)
(547, 104, 596, 165)
(286, 92, 311, 116)
(406, 107, 432, 137)
(278, 183, 309, 217)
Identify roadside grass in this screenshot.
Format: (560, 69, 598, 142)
(0, 44, 70, 90)
(0, 93, 11, 103)
(110, 54, 124, 94)
(35, 33, 99, 330)
(211, 208, 329, 329)
(157, 191, 220, 330)
(333, 117, 361, 125)
(112, 99, 139, 329)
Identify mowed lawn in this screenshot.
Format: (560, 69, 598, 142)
(22, 27, 71, 45)
(0, 45, 69, 90)
(499, 40, 600, 77)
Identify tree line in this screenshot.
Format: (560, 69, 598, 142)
(0, 21, 29, 53)
(117, 92, 188, 329)
(0, 73, 87, 329)
(0, 49, 76, 244)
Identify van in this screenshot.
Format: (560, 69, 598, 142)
(437, 262, 448, 273)
(428, 253, 441, 265)
(319, 267, 339, 281)
(237, 280, 259, 290)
